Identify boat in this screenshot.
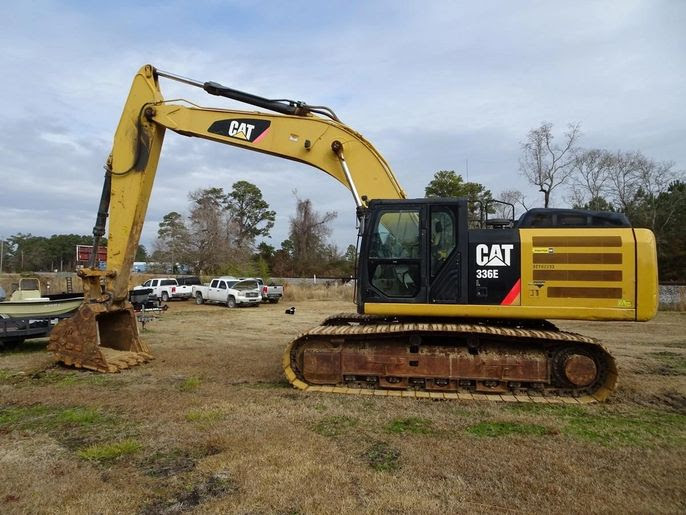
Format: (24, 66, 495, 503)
(0, 278, 83, 318)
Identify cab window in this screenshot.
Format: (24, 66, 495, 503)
(210, 280, 218, 288)
(431, 209, 456, 277)
(369, 209, 421, 297)
(369, 210, 420, 259)
(218, 281, 227, 290)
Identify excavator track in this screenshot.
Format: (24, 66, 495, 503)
(283, 313, 617, 403)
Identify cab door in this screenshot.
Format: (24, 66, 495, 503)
(363, 205, 426, 303)
(427, 205, 468, 303)
(208, 279, 220, 301)
(214, 280, 228, 302)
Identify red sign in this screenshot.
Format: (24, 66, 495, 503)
(76, 245, 108, 264)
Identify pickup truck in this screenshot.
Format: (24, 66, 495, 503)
(192, 277, 261, 308)
(243, 278, 284, 303)
(133, 278, 192, 301)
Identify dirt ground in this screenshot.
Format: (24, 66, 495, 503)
(1, 300, 685, 514)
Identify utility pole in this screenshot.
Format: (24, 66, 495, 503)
(0, 238, 4, 274)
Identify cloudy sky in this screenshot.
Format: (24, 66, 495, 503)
(1, 0, 684, 252)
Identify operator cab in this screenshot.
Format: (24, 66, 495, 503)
(357, 200, 631, 311)
(358, 198, 471, 307)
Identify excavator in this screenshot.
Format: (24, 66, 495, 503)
(48, 65, 658, 402)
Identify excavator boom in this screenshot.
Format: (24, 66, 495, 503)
(48, 64, 406, 372)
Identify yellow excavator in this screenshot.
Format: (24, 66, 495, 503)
(48, 65, 658, 402)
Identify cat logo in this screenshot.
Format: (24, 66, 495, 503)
(476, 244, 514, 267)
(227, 120, 256, 140)
(207, 118, 271, 143)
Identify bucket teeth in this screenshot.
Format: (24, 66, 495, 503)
(48, 303, 152, 373)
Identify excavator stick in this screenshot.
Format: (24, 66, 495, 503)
(48, 302, 152, 373)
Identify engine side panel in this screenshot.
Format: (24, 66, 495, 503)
(518, 228, 637, 313)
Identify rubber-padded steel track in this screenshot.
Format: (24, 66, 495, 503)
(283, 313, 617, 403)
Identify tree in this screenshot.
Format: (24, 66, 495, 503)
(187, 188, 231, 274)
(225, 180, 275, 249)
(604, 150, 641, 214)
(520, 122, 581, 207)
(135, 244, 148, 262)
(568, 148, 612, 209)
(288, 194, 337, 275)
(425, 170, 494, 221)
(344, 244, 357, 264)
(651, 181, 686, 282)
(156, 211, 190, 272)
(495, 189, 529, 219)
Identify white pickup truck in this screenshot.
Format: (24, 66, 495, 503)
(192, 277, 261, 308)
(133, 278, 192, 301)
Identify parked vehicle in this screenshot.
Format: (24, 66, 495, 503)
(176, 276, 202, 287)
(242, 278, 283, 303)
(192, 277, 261, 307)
(128, 288, 167, 312)
(0, 277, 83, 318)
(133, 278, 191, 301)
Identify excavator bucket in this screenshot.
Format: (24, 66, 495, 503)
(48, 302, 152, 373)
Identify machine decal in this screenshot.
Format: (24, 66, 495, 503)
(475, 244, 514, 267)
(208, 119, 271, 143)
(500, 278, 521, 305)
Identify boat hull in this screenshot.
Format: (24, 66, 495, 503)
(0, 297, 83, 318)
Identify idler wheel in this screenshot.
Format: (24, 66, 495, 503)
(563, 354, 597, 387)
(552, 347, 600, 389)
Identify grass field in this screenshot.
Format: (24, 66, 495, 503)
(1, 300, 685, 514)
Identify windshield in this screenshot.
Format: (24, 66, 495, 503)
(369, 210, 421, 259)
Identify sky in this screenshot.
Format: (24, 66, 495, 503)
(1, 0, 684, 254)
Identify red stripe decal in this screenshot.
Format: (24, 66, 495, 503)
(501, 278, 521, 305)
(252, 128, 270, 144)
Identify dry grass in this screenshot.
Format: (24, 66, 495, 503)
(282, 282, 354, 302)
(1, 301, 685, 513)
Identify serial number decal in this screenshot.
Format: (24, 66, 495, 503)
(476, 269, 499, 279)
(533, 264, 555, 269)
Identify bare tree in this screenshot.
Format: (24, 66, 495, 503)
(630, 152, 677, 231)
(289, 193, 337, 275)
(605, 151, 641, 212)
(187, 187, 232, 274)
(495, 189, 529, 219)
(155, 211, 191, 272)
(520, 122, 581, 207)
(568, 148, 613, 209)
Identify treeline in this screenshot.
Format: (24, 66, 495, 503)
(0, 233, 147, 272)
(152, 181, 355, 278)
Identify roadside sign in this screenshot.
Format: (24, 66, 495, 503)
(76, 245, 107, 266)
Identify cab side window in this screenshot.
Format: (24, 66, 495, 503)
(430, 210, 456, 278)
